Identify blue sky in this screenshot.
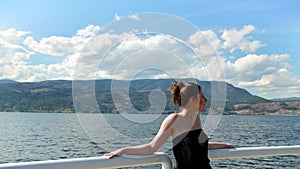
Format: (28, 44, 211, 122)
(0, 0, 299, 99)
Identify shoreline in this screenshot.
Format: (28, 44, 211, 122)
(1, 111, 299, 116)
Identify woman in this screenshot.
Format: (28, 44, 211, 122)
(105, 81, 234, 168)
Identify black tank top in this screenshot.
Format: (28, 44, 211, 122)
(172, 129, 212, 169)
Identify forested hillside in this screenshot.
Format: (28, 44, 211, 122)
(0, 79, 287, 114)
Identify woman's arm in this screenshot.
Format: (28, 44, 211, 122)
(104, 142, 157, 157)
(104, 113, 178, 158)
(208, 142, 235, 150)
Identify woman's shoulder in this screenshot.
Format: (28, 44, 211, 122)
(160, 113, 179, 129)
(166, 113, 179, 121)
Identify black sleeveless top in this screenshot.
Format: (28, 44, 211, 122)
(172, 129, 212, 169)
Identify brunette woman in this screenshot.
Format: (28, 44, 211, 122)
(105, 81, 234, 169)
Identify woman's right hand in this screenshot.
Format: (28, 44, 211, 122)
(103, 148, 124, 159)
(103, 152, 119, 159)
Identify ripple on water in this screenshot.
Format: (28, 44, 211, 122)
(0, 113, 299, 168)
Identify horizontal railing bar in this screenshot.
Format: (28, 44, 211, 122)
(0, 145, 299, 169)
(209, 145, 300, 160)
(0, 152, 172, 169)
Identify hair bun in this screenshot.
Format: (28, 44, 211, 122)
(169, 81, 202, 108)
(170, 81, 183, 107)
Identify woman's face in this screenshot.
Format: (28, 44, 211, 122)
(198, 92, 207, 111)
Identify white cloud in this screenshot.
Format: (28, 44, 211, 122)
(128, 14, 140, 21)
(226, 54, 289, 74)
(24, 36, 75, 56)
(0, 28, 39, 81)
(221, 25, 264, 52)
(0, 26, 101, 81)
(0, 28, 30, 45)
(114, 14, 121, 21)
(187, 30, 217, 55)
(0, 24, 299, 98)
(187, 25, 265, 63)
(187, 27, 299, 97)
(46, 53, 79, 80)
(204, 57, 227, 80)
(188, 30, 221, 57)
(239, 68, 300, 87)
(76, 25, 102, 38)
(220, 53, 294, 89)
(23, 25, 100, 56)
(238, 68, 300, 98)
(76, 33, 205, 80)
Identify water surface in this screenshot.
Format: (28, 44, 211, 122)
(0, 112, 299, 168)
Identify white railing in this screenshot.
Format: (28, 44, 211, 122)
(0, 152, 172, 169)
(209, 145, 300, 160)
(0, 145, 300, 169)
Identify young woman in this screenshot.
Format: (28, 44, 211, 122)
(104, 81, 234, 169)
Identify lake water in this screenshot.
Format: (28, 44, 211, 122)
(0, 112, 299, 168)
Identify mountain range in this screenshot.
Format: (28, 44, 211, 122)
(271, 97, 300, 101)
(0, 79, 299, 115)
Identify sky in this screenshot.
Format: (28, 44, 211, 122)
(0, 0, 299, 99)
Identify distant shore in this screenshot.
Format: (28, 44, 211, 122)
(230, 100, 300, 116)
(1, 79, 299, 115)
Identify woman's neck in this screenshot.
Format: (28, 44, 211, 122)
(178, 108, 201, 130)
(179, 108, 198, 120)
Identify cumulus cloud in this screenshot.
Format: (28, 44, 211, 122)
(0, 28, 39, 81)
(0, 25, 101, 81)
(224, 54, 290, 78)
(76, 25, 102, 38)
(0, 24, 299, 98)
(188, 30, 220, 60)
(128, 14, 140, 21)
(239, 68, 300, 87)
(23, 25, 101, 56)
(217, 53, 299, 98)
(0, 28, 30, 45)
(114, 14, 121, 21)
(187, 25, 265, 65)
(221, 25, 264, 52)
(238, 68, 300, 98)
(76, 33, 205, 80)
(186, 25, 299, 98)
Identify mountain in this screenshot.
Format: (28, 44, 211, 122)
(0, 79, 271, 113)
(0, 80, 73, 113)
(271, 97, 300, 101)
(0, 79, 17, 84)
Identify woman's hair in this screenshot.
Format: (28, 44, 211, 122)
(169, 81, 201, 107)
